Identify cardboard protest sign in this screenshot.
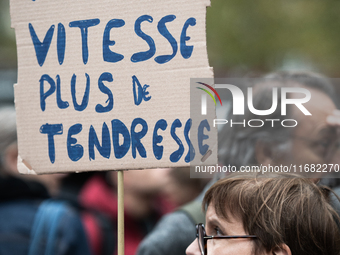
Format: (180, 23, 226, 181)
(10, 0, 217, 174)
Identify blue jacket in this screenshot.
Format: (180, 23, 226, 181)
(0, 176, 92, 255)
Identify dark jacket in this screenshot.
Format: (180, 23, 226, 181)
(0, 175, 92, 255)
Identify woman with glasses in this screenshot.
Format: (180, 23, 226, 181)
(186, 173, 340, 255)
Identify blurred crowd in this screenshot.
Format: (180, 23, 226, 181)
(1, 70, 340, 255)
(0, 103, 209, 255)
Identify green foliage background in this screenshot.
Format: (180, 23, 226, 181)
(2, 0, 340, 77)
(207, 0, 340, 77)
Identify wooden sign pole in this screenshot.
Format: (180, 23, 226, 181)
(117, 170, 125, 255)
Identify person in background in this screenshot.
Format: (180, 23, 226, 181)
(0, 105, 92, 255)
(163, 167, 210, 207)
(186, 173, 340, 255)
(59, 165, 209, 255)
(219, 71, 340, 176)
(136, 70, 340, 255)
(59, 168, 175, 255)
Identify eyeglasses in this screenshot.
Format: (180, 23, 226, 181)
(196, 223, 257, 255)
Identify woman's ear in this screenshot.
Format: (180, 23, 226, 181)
(272, 244, 291, 255)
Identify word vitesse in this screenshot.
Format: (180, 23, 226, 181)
(29, 15, 196, 66)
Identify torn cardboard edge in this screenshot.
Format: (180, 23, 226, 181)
(17, 155, 37, 175)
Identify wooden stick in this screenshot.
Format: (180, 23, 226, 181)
(117, 170, 124, 255)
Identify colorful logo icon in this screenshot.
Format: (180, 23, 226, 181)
(196, 82, 222, 106)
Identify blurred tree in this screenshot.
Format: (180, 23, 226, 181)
(206, 0, 340, 77)
(2, 0, 340, 77)
(0, 0, 16, 69)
